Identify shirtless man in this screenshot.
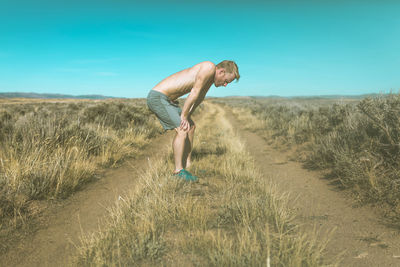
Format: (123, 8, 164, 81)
(147, 60, 240, 181)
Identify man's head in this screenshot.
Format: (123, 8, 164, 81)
(214, 60, 240, 87)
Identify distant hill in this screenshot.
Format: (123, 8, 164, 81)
(0, 92, 116, 99)
(0, 92, 388, 100)
(248, 94, 381, 99)
(210, 93, 384, 100)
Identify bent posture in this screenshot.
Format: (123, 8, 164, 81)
(147, 60, 240, 181)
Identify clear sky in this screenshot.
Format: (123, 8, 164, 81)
(0, 0, 399, 98)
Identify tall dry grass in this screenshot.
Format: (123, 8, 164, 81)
(0, 99, 160, 232)
(73, 103, 330, 266)
(220, 94, 400, 224)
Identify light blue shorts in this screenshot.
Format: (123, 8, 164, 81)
(147, 90, 182, 130)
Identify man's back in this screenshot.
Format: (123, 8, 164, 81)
(152, 61, 215, 101)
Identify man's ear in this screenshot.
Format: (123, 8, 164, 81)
(218, 68, 225, 75)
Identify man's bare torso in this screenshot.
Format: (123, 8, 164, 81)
(152, 62, 214, 101)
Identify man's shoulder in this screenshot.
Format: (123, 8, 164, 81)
(199, 61, 215, 70)
(192, 61, 215, 71)
(195, 61, 215, 77)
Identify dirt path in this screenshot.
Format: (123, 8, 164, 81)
(0, 131, 174, 267)
(222, 105, 400, 266)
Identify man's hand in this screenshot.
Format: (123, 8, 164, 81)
(180, 116, 190, 131)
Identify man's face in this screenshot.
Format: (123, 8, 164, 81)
(214, 69, 236, 87)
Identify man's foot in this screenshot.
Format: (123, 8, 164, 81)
(173, 169, 198, 182)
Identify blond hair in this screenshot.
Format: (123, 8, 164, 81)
(216, 60, 240, 82)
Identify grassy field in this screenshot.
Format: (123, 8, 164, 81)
(218, 95, 400, 224)
(73, 103, 330, 266)
(0, 99, 160, 232)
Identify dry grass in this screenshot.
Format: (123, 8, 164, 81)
(0, 99, 161, 233)
(73, 103, 331, 266)
(220, 94, 400, 225)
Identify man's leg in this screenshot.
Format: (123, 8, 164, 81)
(173, 128, 188, 173)
(184, 123, 195, 168)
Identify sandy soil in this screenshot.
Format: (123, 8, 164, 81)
(223, 105, 400, 266)
(0, 130, 174, 267)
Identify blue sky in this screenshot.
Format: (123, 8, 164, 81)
(0, 0, 399, 97)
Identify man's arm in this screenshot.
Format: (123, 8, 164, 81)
(180, 64, 214, 130)
(188, 91, 206, 116)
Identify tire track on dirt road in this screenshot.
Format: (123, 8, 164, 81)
(0, 130, 174, 267)
(221, 104, 400, 266)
